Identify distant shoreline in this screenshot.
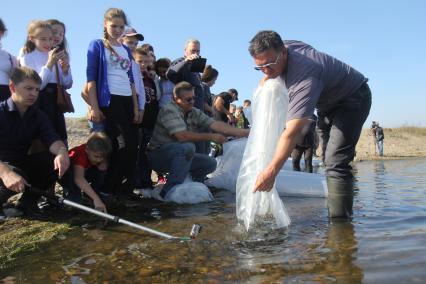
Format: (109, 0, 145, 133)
(66, 118, 426, 163)
(354, 127, 426, 161)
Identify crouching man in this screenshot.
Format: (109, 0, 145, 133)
(147, 81, 249, 199)
(0, 67, 69, 220)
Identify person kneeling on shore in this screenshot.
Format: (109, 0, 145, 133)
(60, 132, 112, 212)
(147, 81, 249, 199)
(0, 67, 69, 221)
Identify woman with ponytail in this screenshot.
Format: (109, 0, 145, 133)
(86, 8, 141, 196)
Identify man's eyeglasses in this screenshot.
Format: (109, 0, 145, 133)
(254, 51, 282, 71)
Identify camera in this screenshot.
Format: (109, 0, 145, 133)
(190, 57, 207, 73)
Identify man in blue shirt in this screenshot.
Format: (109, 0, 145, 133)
(0, 67, 70, 221)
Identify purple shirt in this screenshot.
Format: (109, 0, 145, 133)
(283, 40, 367, 121)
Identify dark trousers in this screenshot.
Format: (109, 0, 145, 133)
(0, 152, 57, 206)
(317, 83, 372, 179)
(292, 145, 314, 173)
(38, 83, 67, 141)
(60, 166, 107, 202)
(101, 95, 138, 195)
(135, 127, 154, 188)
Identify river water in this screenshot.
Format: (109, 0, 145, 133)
(2, 158, 426, 283)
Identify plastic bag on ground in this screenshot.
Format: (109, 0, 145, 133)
(138, 176, 213, 204)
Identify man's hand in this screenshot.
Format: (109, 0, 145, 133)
(185, 54, 200, 61)
(210, 133, 227, 144)
(54, 150, 70, 178)
(235, 129, 250, 138)
(1, 170, 30, 193)
(253, 165, 278, 193)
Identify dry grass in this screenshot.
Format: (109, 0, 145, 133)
(355, 126, 426, 161)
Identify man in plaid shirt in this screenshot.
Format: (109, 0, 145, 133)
(147, 81, 249, 199)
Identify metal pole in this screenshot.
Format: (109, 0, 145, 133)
(61, 198, 180, 240)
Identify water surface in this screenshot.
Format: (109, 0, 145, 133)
(2, 158, 426, 283)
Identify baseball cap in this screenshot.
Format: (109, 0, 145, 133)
(123, 27, 144, 41)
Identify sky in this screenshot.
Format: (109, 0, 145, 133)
(2, 0, 425, 128)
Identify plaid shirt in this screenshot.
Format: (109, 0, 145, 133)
(149, 101, 214, 148)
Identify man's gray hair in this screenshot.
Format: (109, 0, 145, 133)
(185, 38, 200, 49)
(249, 30, 284, 56)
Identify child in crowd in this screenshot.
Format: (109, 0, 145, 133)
(19, 20, 73, 144)
(133, 47, 159, 189)
(119, 27, 145, 120)
(0, 18, 19, 102)
(86, 8, 141, 196)
(155, 58, 174, 108)
(228, 104, 236, 127)
(63, 132, 112, 212)
(201, 65, 219, 117)
(235, 106, 249, 129)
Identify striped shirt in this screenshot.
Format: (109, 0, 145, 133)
(149, 101, 214, 148)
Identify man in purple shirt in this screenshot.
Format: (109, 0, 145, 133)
(249, 31, 371, 218)
(0, 67, 70, 221)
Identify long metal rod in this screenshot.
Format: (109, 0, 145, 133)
(61, 198, 179, 240)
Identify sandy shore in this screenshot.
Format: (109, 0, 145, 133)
(354, 127, 426, 161)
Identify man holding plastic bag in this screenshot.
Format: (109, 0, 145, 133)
(248, 31, 371, 219)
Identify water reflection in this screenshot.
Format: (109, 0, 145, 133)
(2, 159, 426, 283)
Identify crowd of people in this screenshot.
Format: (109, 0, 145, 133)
(0, 8, 250, 221)
(1, 9, 372, 223)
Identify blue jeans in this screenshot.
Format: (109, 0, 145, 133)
(147, 142, 217, 198)
(376, 140, 384, 156)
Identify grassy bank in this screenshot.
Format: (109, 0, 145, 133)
(0, 219, 71, 270)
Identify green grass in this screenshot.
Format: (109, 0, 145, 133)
(0, 219, 71, 270)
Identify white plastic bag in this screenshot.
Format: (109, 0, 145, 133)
(138, 176, 213, 204)
(206, 138, 248, 191)
(236, 78, 291, 230)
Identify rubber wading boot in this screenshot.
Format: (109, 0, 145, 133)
(327, 176, 354, 218)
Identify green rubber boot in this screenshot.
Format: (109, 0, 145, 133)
(327, 176, 354, 218)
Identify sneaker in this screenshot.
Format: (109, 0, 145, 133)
(157, 175, 167, 185)
(16, 201, 46, 219)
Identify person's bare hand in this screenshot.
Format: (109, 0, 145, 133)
(94, 198, 107, 213)
(54, 151, 70, 178)
(46, 47, 63, 69)
(89, 108, 105, 123)
(1, 171, 30, 193)
(211, 133, 227, 144)
(186, 54, 200, 61)
(253, 166, 277, 193)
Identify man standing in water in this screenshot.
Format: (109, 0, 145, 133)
(250, 31, 371, 218)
